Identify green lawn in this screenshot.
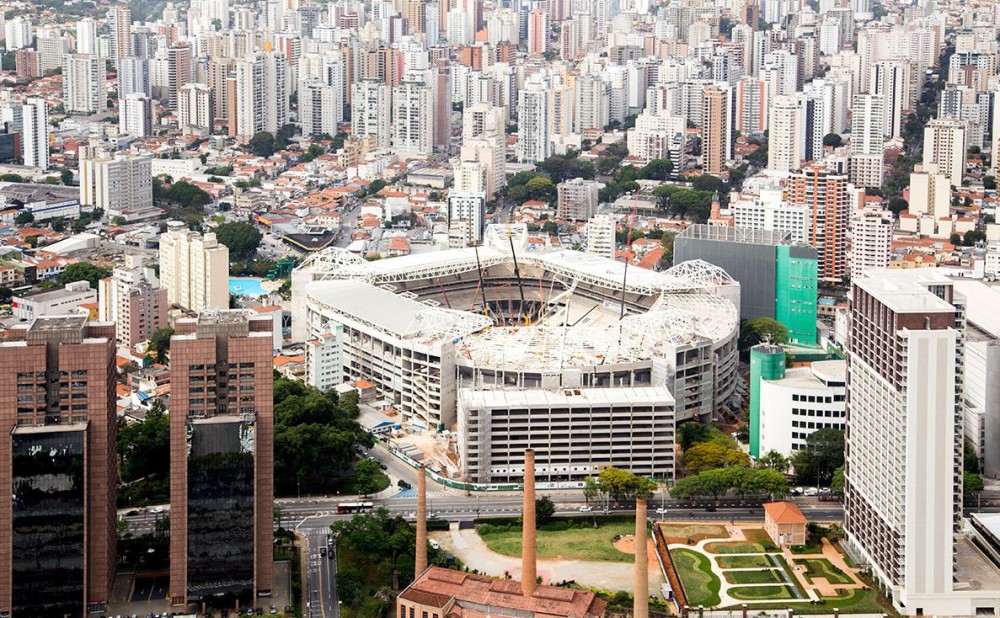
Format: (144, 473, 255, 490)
(722, 589, 895, 614)
(478, 521, 635, 562)
(704, 541, 767, 554)
(742, 528, 779, 551)
(660, 523, 727, 544)
(796, 558, 854, 585)
(671, 548, 722, 607)
(724, 569, 782, 584)
(716, 555, 773, 569)
(729, 585, 795, 600)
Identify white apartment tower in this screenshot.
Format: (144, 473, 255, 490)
(585, 214, 616, 260)
(177, 83, 213, 136)
(392, 77, 434, 159)
(908, 163, 951, 220)
(517, 76, 551, 163)
(844, 269, 964, 616)
(874, 60, 914, 140)
(79, 155, 154, 219)
(120, 92, 154, 137)
(850, 210, 892, 279)
(75, 18, 97, 54)
(299, 80, 338, 137)
(447, 192, 487, 246)
(575, 73, 610, 133)
(922, 118, 967, 186)
(97, 255, 168, 348)
(352, 79, 391, 150)
(234, 52, 288, 142)
(768, 95, 803, 173)
(22, 98, 49, 169)
(107, 5, 133, 59)
(63, 54, 106, 114)
(850, 94, 885, 189)
(158, 224, 230, 312)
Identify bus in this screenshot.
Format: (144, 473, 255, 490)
(336, 501, 375, 514)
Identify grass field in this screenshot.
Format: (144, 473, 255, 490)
(796, 558, 855, 585)
(742, 528, 779, 551)
(729, 585, 795, 600)
(716, 555, 773, 569)
(660, 523, 727, 545)
(723, 569, 783, 585)
(703, 541, 767, 554)
(671, 548, 722, 607)
(477, 521, 635, 562)
(722, 589, 894, 614)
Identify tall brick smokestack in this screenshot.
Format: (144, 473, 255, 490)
(522, 449, 537, 597)
(634, 496, 649, 618)
(415, 464, 428, 575)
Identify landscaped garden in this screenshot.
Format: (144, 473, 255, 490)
(729, 585, 796, 600)
(703, 540, 770, 554)
(661, 523, 728, 545)
(723, 569, 783, 585)
(716, 554, 773, 569)
(477, 518, 636, 563)
(795, 558, 855, 585)
(671, 547, 722, 607)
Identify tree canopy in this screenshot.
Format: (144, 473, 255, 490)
(58, 262, 111, 288)
(671, 467, 788, 500)
(739, 317, 789, 353)
(596, 466, 658, 501)
(536, 155, 595, 182)
(683, 438, 751, 474)
(214, 221, 262, 261)
(791, 428, 844, 486)
(249, 131, 276, 157)
(118, 400, 170, 506)
(147, 327, 174, 364)
(507, 171, 557, 205)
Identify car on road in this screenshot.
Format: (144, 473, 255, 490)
(429, 539, 440, 550)
(655, 507, 668, 514)
(150, 507, 164, 514)
(320, 547, 326, 556)
(578, 506, 592, 512)
(429, 512, 440, 519)
(380, 463, 387, 470)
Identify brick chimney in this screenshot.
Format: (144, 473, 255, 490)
(522, 449, 537, 597)
(415, 464, 428, 575)
(634, 496, 649, 618)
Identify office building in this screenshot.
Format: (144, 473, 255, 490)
(158, 223, 230, 312)
(63, 54, 106, 114)
(851, 209, 892, 279)
(702, 84, 732, 175)
(120, 92, 154, 138)
(850, 94, 885, 188)
(108, 5, 132, 59)
(22, 98, 49, 169)
(97, 254, 167, 348)
(787, 165, 851, 284)
(392, 77, 434, 159)
(923, 118, 967, 186)
(557, 178, 601, 222)
(749, 345, 845, 458)
(586, 213, 616, 260)
(768, 95, 803, 173)
(351, 79, 391, 150)
(169, 311, 274, 606)
(177, 83, 213, 136)
(675, 225, 817, 345)
(843, 270, 966, 615)
(11, 281, 97, 321)
(79, 155, 153, 220)
(0, 316, 117, 617)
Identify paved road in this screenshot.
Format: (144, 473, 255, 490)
(300, 525, 338, 618)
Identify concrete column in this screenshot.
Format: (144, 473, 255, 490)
(634, 496, 649, 618)
(522, 449, 537, 597)
(415, 464, 428, 576)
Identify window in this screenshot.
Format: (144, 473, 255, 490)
(400, 605, 406, 618)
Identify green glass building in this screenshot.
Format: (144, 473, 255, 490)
(775, 245, 819, 346)
(749, 344, 786, 458)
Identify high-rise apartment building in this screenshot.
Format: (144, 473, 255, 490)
(120, 92, 154, 137)
(908, 163, 951, 220)
(392, 76, 434, 158)
(169, 311, 274, 606)
(787, 165, 850, 284)
(167, 42, 193, 112)
(299, 79, 338, 137)
(107, 5, 133, 59)
(702, 84, 732, 175)
(0, 316, 117, 617)
(527, 9, 548, 54)
(76, 17, 97, 54)
(768, 95, 803, 173)
(98, 254, 168, 347)
(158, 224, 230, 312)
(80, 155, 154, 220)
(585, 213, 616, 260)
(557, 178, 602, 222)
(63, 54, 107, 114)
(351, 79, 391, 149)
(178, 83, 213, 136)
(4, 17, 33, 50)
(874, 60, 914, 140)
(850, 209, 892, 279)
(233, 52, 288, 142)
(447, 192, 487, 246)
(922, 117, 967, 186)
(118, 56, 150, 97)
(849, 94, 885, 189)
(22, 97, 49, 169)
(574, 73, 610, 133)
(735, 76, 768, 136)
(517, 77, 551, 163)
(732, 188, 811, 244)
(844, 270, 964, 615)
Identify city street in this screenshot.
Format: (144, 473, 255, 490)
(299, 524, 339, 618)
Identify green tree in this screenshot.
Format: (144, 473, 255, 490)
(117, 400, 171, 506)
(739, 317, 789, 353)
(677, 421, 714, 450)
(60, 168, 74, 185)
(950, 232, 962, 246)
(58, 262, 111, 287)
(49, 216, 67, 232)
(887, 197, 908, 214)
(682, 438, 751, 474)
(14, 210, 33, 225)
(965, 230, 986, 246)
(791, 428, 845, 486)
(756, 450, 789, 472)
(822, 133, 843, 148)
(691, 174, 725, 194)
(541, 220, 558, 235)
(583, 476, 600, 505)
(639, 159, 673, 180)
(147, 327, 174, 364)
(535, 496, 556, 526)
(214, 221, 263, 261)
(831, 466, 845, 493)
(597, 467, 657, 501)
(249, 131, 276, 157)
(965, 472, 984, 496)
(352, 458, 383, 497)
(0, 173, 25, 182)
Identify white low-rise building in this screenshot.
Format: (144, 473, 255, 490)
(305, 322, 344, 392)
(757, 360, 846, 457)
(12, 280, 96, 320)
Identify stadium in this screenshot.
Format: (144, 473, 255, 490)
(291, 224, 741, 484)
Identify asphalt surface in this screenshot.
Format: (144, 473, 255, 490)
(300, 526, 339, 618)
